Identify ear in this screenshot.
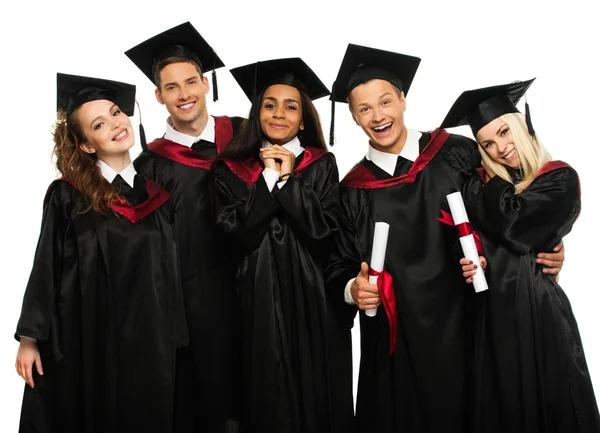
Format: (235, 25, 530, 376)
(79, 143, 96, 154)
(202, 75, 210, 95)
(155, 88, 164, 105)
(299, 121, 305, 131)
(400, 91, 407, 111)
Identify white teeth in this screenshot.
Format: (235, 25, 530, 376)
(179, 102, 194, 109)
(504, 149, 516, 159)
(114, 130, 127, 140)
(373, 123, 392, 131)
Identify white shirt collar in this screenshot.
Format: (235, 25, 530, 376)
(261, 136, 305, 157)
(366, 129, 422, 176)
(96, 159, 137, 187)
(164, 115, 215, 147)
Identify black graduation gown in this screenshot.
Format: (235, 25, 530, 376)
(462, 162, 600, 433)
(325, 130, 481, 433)
(15, 176, 186, 433)
(134, 116, 243, 432)
(213, 148, 339, 433)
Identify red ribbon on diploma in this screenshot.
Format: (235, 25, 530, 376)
(437, 209, 483, 255)
(368, 268, 397, 355)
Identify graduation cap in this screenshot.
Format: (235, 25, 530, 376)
(229, 57, 330, 102)
(124, 21, 224, 101)
(440, 78, 536, 137)
(57, 73, 147, 150)
(328, 44, 421, 145)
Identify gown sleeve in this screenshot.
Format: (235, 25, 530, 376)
(324, 187, 360, 328)
(214, 160, 280, 251)
(445, 134, 482, 175)
(15, 182, 74, 342)
(465, 167, 581, 254)
(273, 153, 339, 241)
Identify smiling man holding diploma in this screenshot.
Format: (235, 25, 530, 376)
(324, 44, 565, 433)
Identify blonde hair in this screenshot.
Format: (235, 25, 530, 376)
(478, 112, 551, 194)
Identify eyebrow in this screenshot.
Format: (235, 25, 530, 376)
(162, 75, 198, 88)
(496, 123, 508, 134)
(263, 96, 300, 104)
(90, 104, 117, 128)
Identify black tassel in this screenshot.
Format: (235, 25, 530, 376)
(212, 69, 219, 102)
(329, 82, 336, 146)
(252, 62, 259, 102)
(524, 98, 535, 137)
(139, 123, 148, 151)
(135, 100, 148, 151)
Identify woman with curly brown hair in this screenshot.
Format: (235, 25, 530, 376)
(14, 73, 187, 433)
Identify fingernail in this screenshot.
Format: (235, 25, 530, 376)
(469, 261, 473, 264)
(536, 258, 541, 263)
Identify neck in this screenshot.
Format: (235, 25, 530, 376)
(170, 110, 209, 136)
(98, 152, 132, 173)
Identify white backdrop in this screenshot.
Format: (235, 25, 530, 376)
(1, 0, 598, 429)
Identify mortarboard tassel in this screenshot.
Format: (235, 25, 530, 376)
(135, 100, 148, 151)
(251, 62, 259, 102)
(524, 94, 535, 137)
(329, 82, 336, 146)
(212, 69, 219, 102)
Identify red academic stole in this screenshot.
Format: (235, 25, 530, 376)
(341, 128, 450, 189)
(224, 147, 329, 185)
(52, 177, 171, 223)
(147, 115, 235, 169)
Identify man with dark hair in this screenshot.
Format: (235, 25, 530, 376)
(125, 21, 243, 433)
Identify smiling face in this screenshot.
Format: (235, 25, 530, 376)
(259, 84, 304, 145)
(348, 79, 407, 154)
(76, 99, 134, 159)
(155, 61, 209, 130)
(476, 117, 521, 168)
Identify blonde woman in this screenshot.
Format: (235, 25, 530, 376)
(442, 79, 600, 433)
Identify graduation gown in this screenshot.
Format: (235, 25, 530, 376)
(462, 162, 600, 433)
(15, 176, 186, 433)
(213, 147, 339, 433)
(325, 129, 481, 433)
(134, 116, 243, 432)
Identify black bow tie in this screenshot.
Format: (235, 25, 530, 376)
(112, 174, 148, 207)
(191, 138, 216, 157)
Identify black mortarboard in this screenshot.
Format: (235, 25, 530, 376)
(230, 57, 330, 102)
(440, 78, 536, 137)
(57, 73, 136, 117)
(56, 73, 147, 150)
(330, 44, 421, 103)
(124, 21, 224, 101)
(328, 44, 421, 145)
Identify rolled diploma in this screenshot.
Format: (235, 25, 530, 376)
(366, 222, 390, 317)
(446, 191, 489, 293)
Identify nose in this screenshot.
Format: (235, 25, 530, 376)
(371, 106, 384, 123)
(110, 116, 122, 130)
(178, 87, 190, 100)
(273, 105, 285, 118)
(498, 137, 509, 153)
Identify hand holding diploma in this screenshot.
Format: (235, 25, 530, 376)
(446, 191, 489, 293)
(350, 263, 381, 311)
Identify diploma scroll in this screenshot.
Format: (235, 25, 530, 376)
(366, 222, 390, 317)
(446, 191, 489, 293)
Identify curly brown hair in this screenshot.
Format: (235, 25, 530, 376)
(53, 110, 119, 215)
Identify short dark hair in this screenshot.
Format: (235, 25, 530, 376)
(153, 57, 203, 88)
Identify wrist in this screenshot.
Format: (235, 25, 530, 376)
(279, 172, 292, 181)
